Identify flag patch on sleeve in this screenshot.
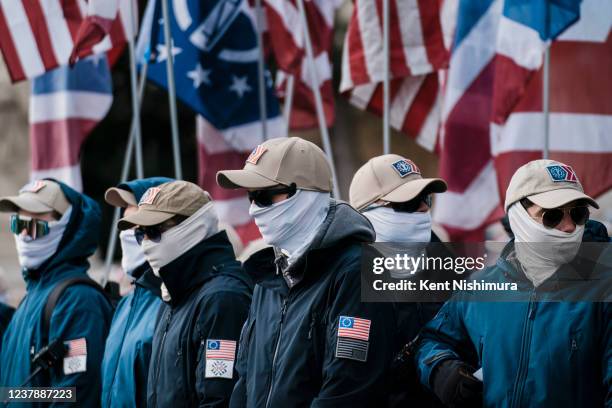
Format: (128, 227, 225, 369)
(63, 338, 87, 375)
(335, 316, 371, 362)
(204, 339, 236, 379)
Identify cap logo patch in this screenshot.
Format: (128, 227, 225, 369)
(20, 180, 46, 194)
(546, 165, 577, 183)
(246, 145, 267, 165)
(139, 187, 161, 205)
(391, 160, 420, 178)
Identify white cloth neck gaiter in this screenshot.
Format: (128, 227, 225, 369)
(120, 229, 147, 276)
(508, 202, 584, 287)
(140, 202, 219, 301)
(15, 206, 72, 270)
(364, 207, 432, 243)
(249, 189, 330, 265)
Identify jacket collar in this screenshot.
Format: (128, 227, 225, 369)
(135, 267, 162, 297)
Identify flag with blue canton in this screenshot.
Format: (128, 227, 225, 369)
(141, 0, 284, 138)
(335, 316, 370, 362)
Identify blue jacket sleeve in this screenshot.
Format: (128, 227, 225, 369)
(47, 285, 113, 407)
(229, 311, 254, 408)
(194, 290, 251, 408)
(603, 303, 612, 408)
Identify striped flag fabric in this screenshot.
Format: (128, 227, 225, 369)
(337, 316, 371, 341)
(29, 55, 113, 192)
(339, 0, 450, 151)
(0, 0, 133, 83)
(205, 339, 237, 360)
(265, 0, 342, 130)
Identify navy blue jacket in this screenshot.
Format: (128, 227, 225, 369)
(0, 302, 15, 344)
(416, 222, 612, 408)
(231, 201, 398, 408)
(147, 231, 253, 408)
(100, 177, 170, 408)
(0, 180, 113, 407)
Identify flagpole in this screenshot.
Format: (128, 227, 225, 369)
(128, 39, 144, 178)
(255, 0, 268, 140)
(102, 62, 149, 286)
(296, 0, 341, 199)
(283, 74, 295, 129)
(543, 44, 550, 160)
(382, 0, 391, 154)
(161, 0, 183, 179)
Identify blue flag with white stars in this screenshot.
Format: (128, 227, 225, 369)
(142, 0, 282, 132)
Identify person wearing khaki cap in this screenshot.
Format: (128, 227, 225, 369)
(217, 137, 397, 407)
(415, 160, 611, 408)
(117, 180, 252, 408)
(0, 179, 113, 407)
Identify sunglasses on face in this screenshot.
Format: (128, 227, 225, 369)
(134, 225, 162, 245)
(389, 194, 432, 213)
(10, 214, 50, 239)
(248, 183, 297, 207)
(537, 206, 589, 229)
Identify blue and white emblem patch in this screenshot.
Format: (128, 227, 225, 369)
(546, 165, 577, 183)
(391, 159, 420, 178)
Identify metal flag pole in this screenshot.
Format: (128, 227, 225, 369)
(382, 0, 391, 154)
(296, 0, 341, 199)
(543, 43, 551, 160)
(102, 62, 149, 286)
(127, 3, 144, 178)
(255, 0, 268, 140)
(161, 0, 183, 179)
(283, 74, 295, 130)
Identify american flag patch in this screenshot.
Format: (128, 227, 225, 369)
(391, 159, 421, 178)
(63, 338, 87, 375)
(335, 316, 371, 362)
(205, 340, 236, 379)
(546, 165, 578, 183)
(20, 180, 46, 194)
(65, 338, 87, 356)
(246, 145, 267, 165)
(139, 187, 161, 205)
(338, 316, 371, 341)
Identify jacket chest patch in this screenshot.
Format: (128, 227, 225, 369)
(204, 339, 236, 379)
(335, 316, 370, 362)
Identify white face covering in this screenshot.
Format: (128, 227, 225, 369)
(15, 206, 73, 270)
(363, 206, 432, 243)
(120, 229, 147, 276)
(140, 202, 219, 300)
(249, 189, 330, 264)
(508, 202, 584, 286)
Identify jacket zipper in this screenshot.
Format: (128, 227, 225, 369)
(151, 309, 173, 408)
(264, 298, 288, 408)
(511, 291, 537, 408)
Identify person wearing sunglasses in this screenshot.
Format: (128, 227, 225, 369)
(217, 137, 397, 408)
(0, 179, 113, 407)
(100, 177, 172, 408)
(116, 180, 252, 408)
(415, 160, 611, 408)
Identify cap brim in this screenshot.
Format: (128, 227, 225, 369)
(528, 188, 599, 209)
(0, 196, 54, 213)
(216, 169, 279, 190)
(381, 178, 448, 203)
(105, 187, 137, 208)
(117, 209, 175, 230)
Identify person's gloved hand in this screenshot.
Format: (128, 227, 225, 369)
(432, 359, 483, 407)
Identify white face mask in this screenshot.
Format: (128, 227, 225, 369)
(120, 229, 147, 276)
(141, 201, 219, 277)
(363, 206, 432, 243)
(508, 202, 584, 286)
(15, 206, 72, 270)
(249, 189, 330, 263)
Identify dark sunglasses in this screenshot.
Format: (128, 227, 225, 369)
(389, 194, 432, 213)
(248, 183, 297, 207)
(10, 214, 50, 239)
(134, 225, 163, 245)
(539, 206, 589, 229)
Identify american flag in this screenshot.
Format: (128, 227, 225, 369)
(0, 0, 133, 83)
(206, 339, 237, 360)
(339, 0, 451, 151)
(65, 338, 87, 357)
(338, 316, 371, 341)
(29, 54, 113, 192)
(265, 0, 342, 130)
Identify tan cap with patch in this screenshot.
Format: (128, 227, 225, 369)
(0, 180, 70, 214)
(216, 137, 333, 192)
(505, 159, 598, 211)
(117, 181, 212, 230)
(349, 154, 447, 211)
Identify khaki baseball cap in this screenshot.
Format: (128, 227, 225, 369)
(0, 180, 70, 214)
(349, 154, 447, 211)
(105, 187, 138, 208)
(505, 159, 598, 211)
(216, 137, 333, 192)
(117, 181, 212, 230)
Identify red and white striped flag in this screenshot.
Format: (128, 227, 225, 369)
(340, 0, 450, 150)
(0, 0, 134, 83)
(265, 0, 342, 130)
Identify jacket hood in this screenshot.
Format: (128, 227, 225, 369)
(25, 179, 101, 282)
(119, 177, 174, 204)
